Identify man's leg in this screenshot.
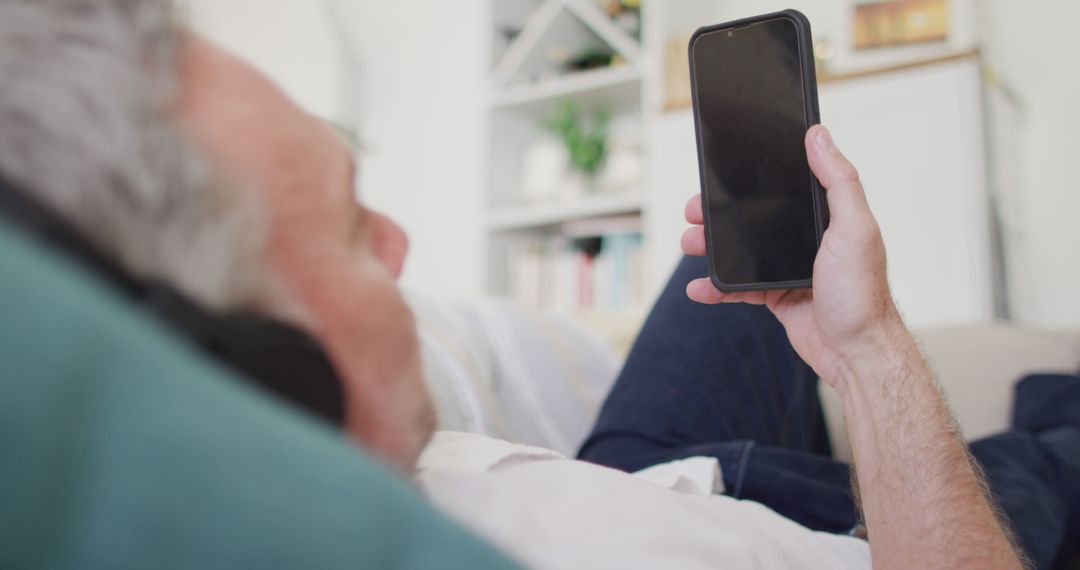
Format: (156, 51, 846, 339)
(580, 255, 1080, 556)
(580, 255, 831, 460)
(969, 374, 1080, 569)
(579, 255, 860, 532)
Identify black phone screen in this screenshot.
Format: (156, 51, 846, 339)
(692, 17, 819, 287)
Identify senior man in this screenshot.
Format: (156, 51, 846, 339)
(1, 0, 1077, 568)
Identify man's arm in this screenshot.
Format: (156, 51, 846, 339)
(837, 319, 1023, 569)
(681, 125, 1023, 568)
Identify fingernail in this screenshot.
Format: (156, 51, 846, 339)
(816, 126, 834, 152)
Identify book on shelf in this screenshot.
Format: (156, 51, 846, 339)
(504, 217, 645, 314)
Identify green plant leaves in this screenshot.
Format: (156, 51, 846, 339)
(543, 101, 612, 176)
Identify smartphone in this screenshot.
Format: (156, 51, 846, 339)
(689, 9, 827, 292)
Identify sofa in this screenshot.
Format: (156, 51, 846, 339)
(411, 297, 1080, 462)
(413, 297, 1080, 568)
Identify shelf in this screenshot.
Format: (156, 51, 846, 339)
(561, 0, 641, 65)
(486, 1, 654, 322)
(488, 191, 644, 231)
(492, 0, 563, 88)
(664, 50, 983, 112)
(819, 49, 980, 84)
(491, 0, 642, 90)
(492, 65, 642, 115)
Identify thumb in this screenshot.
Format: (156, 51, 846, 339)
(805, 125, 871, 224)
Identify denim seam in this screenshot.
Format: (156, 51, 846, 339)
(733, 441, 755, 498)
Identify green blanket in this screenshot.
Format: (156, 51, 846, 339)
(0, 224, 520, 570)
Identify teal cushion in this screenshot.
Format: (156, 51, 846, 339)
(0, 223, 520, 570)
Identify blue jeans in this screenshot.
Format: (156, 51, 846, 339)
(579, 255, 1080, 569)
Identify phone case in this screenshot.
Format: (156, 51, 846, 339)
(688, 9, 828, 293)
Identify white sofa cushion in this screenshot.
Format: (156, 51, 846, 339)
(413, 295, 1080, 465)
(821, 323, 1080, 463)
(410, 295, 620, 457)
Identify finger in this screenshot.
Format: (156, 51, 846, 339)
(805, 125, 872, 224)
(686, 278, 767, 305)
(684, 194, 704, 225)
(681, 226, 707, 256)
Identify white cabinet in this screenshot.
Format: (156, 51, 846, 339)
(647, 56, 996, 327)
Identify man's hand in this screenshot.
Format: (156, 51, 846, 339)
(681, 125, 1024, 569)
(681, 125, 903, 392)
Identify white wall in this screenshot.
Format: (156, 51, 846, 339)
(978, 1, 1080, 328)
(183, 0, 489, 300)
(337, 2, 488, 300)
(182, 0, 355, 125)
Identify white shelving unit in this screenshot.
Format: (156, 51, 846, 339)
(491, 65, 642, 113)
(491, 0, 642, 89)
(484, 0, 653, 331)
(487, 191, 644, 231)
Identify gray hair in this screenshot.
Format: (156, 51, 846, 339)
(0, 0, 264, 311)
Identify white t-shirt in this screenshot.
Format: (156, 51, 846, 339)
(416, 432, 870, 569)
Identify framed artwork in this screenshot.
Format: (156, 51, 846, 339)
(854, 0, 950, 50)
(663, 34, 693, 112)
